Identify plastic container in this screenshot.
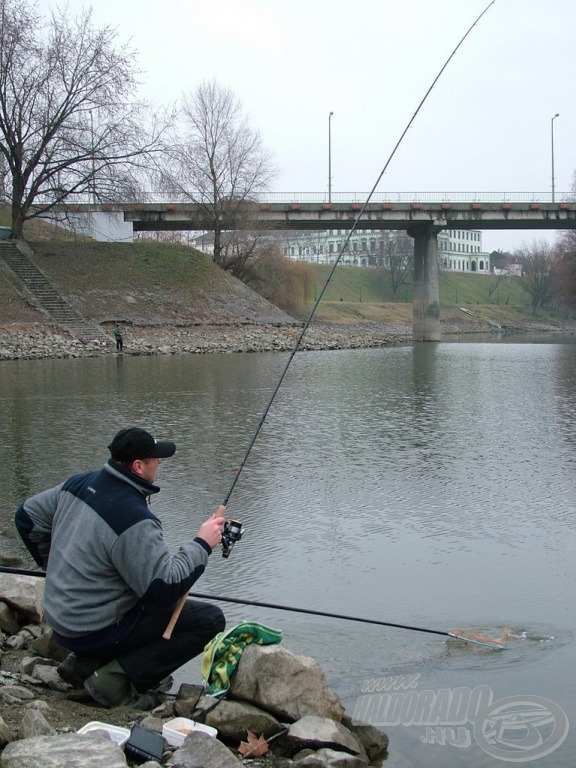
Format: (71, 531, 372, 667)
(77, 721, 131, 746)
(0, 226, 11, 241)
(162, 717, 218, 747)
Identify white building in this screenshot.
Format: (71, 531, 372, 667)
(283, 228, 490, 274)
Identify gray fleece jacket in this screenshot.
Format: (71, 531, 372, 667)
(15, 460, 211, 645)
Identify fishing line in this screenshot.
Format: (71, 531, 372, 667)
(164, 1, 498, 638)
(2, 3, 501, 648)
(0, 567, 508, 648)
(222, 0, 496, 507)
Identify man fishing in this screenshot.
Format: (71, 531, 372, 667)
(14, 426, 225, 709)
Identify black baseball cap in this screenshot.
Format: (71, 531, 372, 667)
(108, 427, 176, 462)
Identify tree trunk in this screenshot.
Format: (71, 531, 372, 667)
(10, 188, 25, 239)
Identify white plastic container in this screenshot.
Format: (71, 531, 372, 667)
(162, 717, 218, 747)
(77, 721, 131, 745)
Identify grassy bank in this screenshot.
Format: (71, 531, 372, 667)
(0, 226, 568, 332)
(304, 263, 561, 327)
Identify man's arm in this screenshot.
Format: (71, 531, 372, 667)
(14, 484, 63, 568)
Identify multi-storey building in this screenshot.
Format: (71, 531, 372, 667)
(283, 228, 490, 274)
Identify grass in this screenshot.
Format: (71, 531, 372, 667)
(304, 263, 539, 324)
(30, 240, 222, 292)
(0, 208, 557, 327)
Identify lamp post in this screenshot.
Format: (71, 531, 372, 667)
(551, 113, 559, 203)
(328, 111, 333, 203)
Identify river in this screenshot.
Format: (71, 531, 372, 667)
(1, 336, 575, 766)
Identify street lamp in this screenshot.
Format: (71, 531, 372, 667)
(551, 113, 559, 203)
(328, 111, 333, 203)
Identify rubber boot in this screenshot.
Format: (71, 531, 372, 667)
(84, 659, 133, 707)
(57, 652, 102, 688)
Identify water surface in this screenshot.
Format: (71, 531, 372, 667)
(1, 337, 575, 766)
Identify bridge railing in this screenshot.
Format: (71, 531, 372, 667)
(259, 191, 573, 204)
(37, 190, 574, 207)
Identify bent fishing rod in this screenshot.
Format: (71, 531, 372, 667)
(163, 0, 497, 640)
(221, 0, 496, 512)
(0, 566, 507, 648)
(2, 3, 498, 646)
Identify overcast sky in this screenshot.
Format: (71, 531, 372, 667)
(38, 0, 574, 253)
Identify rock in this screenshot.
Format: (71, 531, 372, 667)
(29, 630, 68, 662)
(175, 683, 204, 707)
(0, 603, 20, 635)
(286, 717, 364, 759)
(0, 733, 127, 767)
(5, 635, 26, 651)
(31, 665, 70, 691)
(341, 716, 388, 761)
(0, 716, 12, 748)
(193, 696, 284, 742)
(0, 686, 36, 704)
(231, 646, 345, 723)
(0, 575, 44, 623)
(138, 715, 165, 735)
(299, 748, 367, 768)
(19, 656, 43, 676)
(167, 730, 242, 768)
(18, 709, 56, 739)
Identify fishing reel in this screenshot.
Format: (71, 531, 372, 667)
(221, 519, 245, 559)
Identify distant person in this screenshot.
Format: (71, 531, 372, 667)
(14, 427, 226, 708)
(114, 325, 123, 351)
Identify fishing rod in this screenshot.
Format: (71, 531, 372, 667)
(163, 0, 497, 640)
(221, 0, 497, 511)
(0, 566, 507, 648)
(3, 4, 497, 643)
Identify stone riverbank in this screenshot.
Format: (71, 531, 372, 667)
(0, 572, 389, 768)
(0, 322, 412, 361)
(1, 314, 575, 362)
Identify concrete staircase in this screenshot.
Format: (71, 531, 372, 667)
(0, 240, 111, 343)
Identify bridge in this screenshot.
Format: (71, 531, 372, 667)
(50, 193, 576, 342)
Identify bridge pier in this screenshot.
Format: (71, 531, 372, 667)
(409, 225, 441, 342)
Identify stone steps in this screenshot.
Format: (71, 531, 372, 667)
(0, 241, 111, 343)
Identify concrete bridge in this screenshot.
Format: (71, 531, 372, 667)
(52, 194, 576, 342)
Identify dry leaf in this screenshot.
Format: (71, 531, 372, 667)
(237, 730, 270, 758)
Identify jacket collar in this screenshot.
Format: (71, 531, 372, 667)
(104, 459, 161, 495)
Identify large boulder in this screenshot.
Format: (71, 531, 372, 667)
(286, 716, 365, 758)
(230, 645, 345, 723)
(167, 730, 242, 768)
(0, 733, 127, 768)
(193, 696, 284, 742)
(0, 575, 44, 623)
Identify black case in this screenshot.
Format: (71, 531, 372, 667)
(124, 724, 166, 764)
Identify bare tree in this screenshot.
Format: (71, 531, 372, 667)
(554, 228, 576, 311)
(248, 244, 315, 314)
(514, 239, 559, 315)
(161, 80, 277, 268)
(376, 232, 413, 297)
(0, 0, 168, 239)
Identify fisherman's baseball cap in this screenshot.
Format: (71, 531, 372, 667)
(108, 427, 176, 462)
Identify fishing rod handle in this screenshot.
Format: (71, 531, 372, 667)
(162, 505, 226, 641)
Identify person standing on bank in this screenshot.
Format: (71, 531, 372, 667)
(14, 427, 226, 709)
(114, 325, 123, 351)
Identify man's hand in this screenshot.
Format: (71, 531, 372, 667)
(196, 510, 226, 550)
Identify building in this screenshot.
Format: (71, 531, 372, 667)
(283, 228, 490, 274)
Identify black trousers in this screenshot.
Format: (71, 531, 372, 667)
(108, 599, 225, 692)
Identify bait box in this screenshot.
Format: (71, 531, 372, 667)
(77, 721, 131, 745)
(162, 717, 218, 747)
